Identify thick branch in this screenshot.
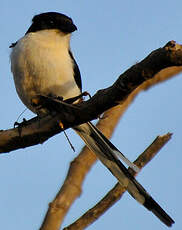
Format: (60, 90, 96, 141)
(0, 41, 181, 154)
(63, 133, 172, 230)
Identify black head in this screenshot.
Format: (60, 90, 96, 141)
(26, 12, 77, 34)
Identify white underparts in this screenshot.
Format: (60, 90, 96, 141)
(10, 29, 81, 114)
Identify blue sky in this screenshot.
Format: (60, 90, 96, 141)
(0, 0, 181, 229)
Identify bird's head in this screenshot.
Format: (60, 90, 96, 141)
(26, 12, 77, 34)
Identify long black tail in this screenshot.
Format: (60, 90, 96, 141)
(74, 122, 174, 227)
(144, 196, 174, 227)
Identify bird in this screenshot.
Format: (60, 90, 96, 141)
(10, 12, 174, 227)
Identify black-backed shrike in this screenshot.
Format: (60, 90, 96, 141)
(10, 12, 174, 226)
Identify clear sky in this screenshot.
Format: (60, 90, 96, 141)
(0, 1, 181, 230)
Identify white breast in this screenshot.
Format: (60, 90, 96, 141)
(10, 29, 81, 113)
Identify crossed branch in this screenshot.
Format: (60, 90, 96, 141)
(0, 41, 181, 230)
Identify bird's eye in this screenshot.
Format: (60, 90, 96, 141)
(50, 20, 54, 24)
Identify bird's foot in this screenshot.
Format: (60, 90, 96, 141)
(64, 91, 91, 104)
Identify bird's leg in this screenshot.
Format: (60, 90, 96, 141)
(64, 91, 91, 104)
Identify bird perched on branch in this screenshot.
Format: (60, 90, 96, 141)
(10, 12, 174, 227)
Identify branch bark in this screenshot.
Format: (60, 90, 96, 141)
(0, 41, 182, 153)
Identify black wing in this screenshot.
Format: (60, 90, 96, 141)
(69, 50, 82, 92)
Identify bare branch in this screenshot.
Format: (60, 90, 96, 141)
(63, 133, 172, 230)
(38, 42, 181, 230)
(0, 41, 182, 154)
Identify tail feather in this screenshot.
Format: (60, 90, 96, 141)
(144, 196, 174, 227)
(74, 122, 139, 172)
(74, 122, 174, 227)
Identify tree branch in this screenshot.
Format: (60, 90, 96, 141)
(63, 133, 172, 230)
(0, 41, 182, 154)
(39, 43, 181, 230)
